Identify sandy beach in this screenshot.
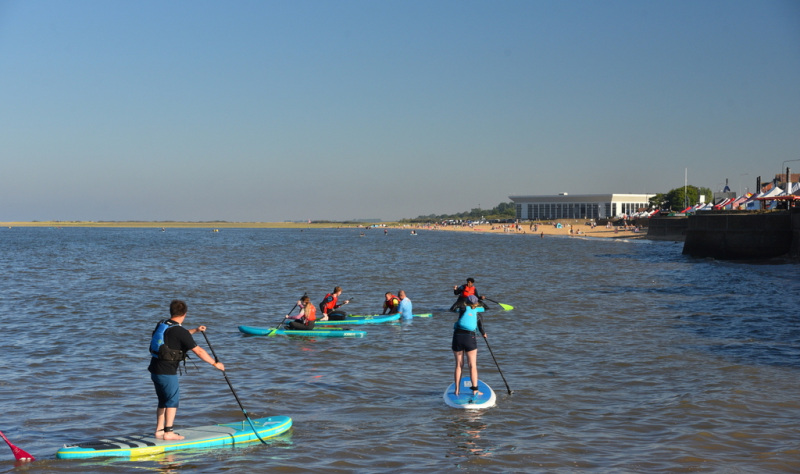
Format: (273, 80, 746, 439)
(412, 221, 646, 239)
(0, 220, 647, 239)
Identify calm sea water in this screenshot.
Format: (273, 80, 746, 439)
(1, 227, 799, 473)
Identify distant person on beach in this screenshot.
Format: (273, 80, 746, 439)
(450, 277, 487, 312)
(451, 295, 487, 397)
(319, 286, 349, 320)
(382, 292, 400, 314)
(398, 290, 413, 320)
(284, 295, 317, 329)
(148, 299, 224, 441)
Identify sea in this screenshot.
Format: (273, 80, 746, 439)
(1, 226, 799, 473)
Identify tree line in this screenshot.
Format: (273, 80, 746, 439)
(401, 202, 516, 223)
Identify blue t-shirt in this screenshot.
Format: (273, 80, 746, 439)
(454, 306, 484, 332)
(398, 297, 413, 319)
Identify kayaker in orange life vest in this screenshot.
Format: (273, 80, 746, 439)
(382, 292, 400, 314)
(284, 295, 317, 330)
(450, 277, 488, 312)
(319, 286, 350, 321)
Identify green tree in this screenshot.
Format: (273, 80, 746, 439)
(649, 193, 667, 209)
(663, 185, 712, 211)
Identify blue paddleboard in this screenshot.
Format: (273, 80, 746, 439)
(314, 313, 433, 325)
(238, 325, 366, 338)
(56, 416, 292, 459)
(443, 377, 496, 409)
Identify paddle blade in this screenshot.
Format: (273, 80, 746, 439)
(0, 431, 35, 462)
(499, 303, 514, 311)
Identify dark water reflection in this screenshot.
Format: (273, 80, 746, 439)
(1, 227, 799, 472)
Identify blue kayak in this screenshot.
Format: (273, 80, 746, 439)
(56, 416, 292, 459)
(315, 313, 433, 325)
(238, 325, 366, 338)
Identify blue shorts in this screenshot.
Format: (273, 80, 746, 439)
(151, 373, 180, 408)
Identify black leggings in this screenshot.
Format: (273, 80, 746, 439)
(287, 320, 315, 330)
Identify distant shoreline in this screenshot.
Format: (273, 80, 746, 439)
(0, 220, 647, 239)
(0, 221, 352, 229)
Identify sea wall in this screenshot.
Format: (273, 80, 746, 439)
(792, 208, 800, 259)
(682, 211, 793, 259)
(646, 216, 688, 241)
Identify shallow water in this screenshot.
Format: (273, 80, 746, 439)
(1, 227, 799, 472)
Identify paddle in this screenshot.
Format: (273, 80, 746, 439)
(479, 314, 513, 395)
(270, 292, 306, 336)
(483, 297, 514, 311)
(200, 331, 269, 446)
(0, 430, 35, 462)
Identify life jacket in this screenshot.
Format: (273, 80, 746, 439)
(149, 319, 186, 361)
(319, 293, 337, 313)
(454, 306, 484, 332)
(384, 294, 400, 311)
(460, 285, 476, 298)
(301, 305, 317, 325)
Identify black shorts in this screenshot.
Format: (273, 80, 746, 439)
(452, 330, 478, 352)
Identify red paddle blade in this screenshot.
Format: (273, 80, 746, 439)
(0, 431, 35, 462)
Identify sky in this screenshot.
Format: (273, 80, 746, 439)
(1, 0, 798, 222)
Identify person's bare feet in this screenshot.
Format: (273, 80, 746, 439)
(155, 429, 164, 440)
(162, 431, 184, 441)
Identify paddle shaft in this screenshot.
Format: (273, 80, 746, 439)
(0, 430, 35, 462)
(200, 331, 269, 446)
(479, 315, 513, 394)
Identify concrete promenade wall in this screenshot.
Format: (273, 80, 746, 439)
(682, 211, 793, 259)
(646, 216, 688, 241)
(792, 208, 800, 259)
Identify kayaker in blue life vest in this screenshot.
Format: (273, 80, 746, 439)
(148, 299, 224, 441)
(451, 295, 487, 397)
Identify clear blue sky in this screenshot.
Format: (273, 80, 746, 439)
(1, 0, 798, 221)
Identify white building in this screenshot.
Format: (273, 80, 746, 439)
(508, 193, 655, 220)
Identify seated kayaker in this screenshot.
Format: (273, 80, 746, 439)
(284, 296, 316, 330)
(450, 277, 489, 312)
(319, 286, 350, 321)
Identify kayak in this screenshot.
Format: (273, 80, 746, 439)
(315, 313, 432, 325)
(315, 313, 433, 325)
(56, 416, 292, 459)
(315, 313, 400, 325)
(443, 377, 496, 409)
(238, 325, 366, 338)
